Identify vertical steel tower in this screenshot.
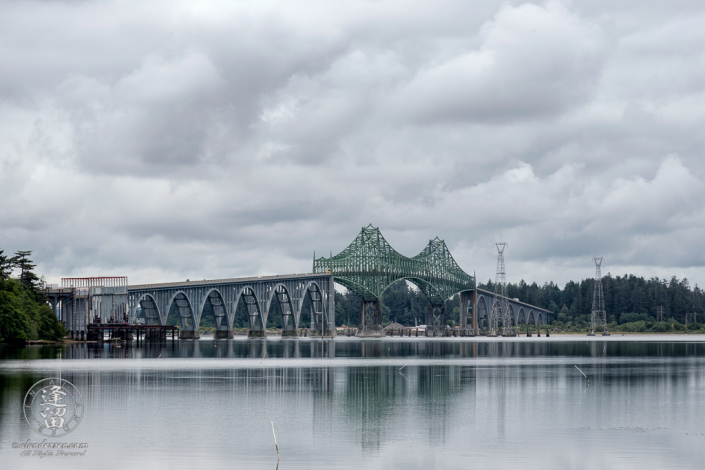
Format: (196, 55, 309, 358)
(589, 257, 609, 336)
(490, 243, 512, 336)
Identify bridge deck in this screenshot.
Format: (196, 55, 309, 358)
(128, 273, 325, 291)
(476, 288, 552, 314)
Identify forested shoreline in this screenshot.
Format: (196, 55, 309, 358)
(333, 274, 704, 332)
(0, 250, 65, 343)
(2, 246, 702, 338)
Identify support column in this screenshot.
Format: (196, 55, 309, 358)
(214, 329, 234, 339)
(355, 299, 384, 337)
(180, 329, 201, 339)
(247, 314, 267, 338)
(426, 303, 447, 336)
(460, 291, 476, 336)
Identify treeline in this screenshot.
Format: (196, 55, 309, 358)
(332, 273, 703, 328)
(0, 250, 65, 343)
(480, 274, 703, 326)
(162, 272, 705, 331)
(334, 281, 461, 327)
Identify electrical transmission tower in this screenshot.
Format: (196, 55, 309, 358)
(589, 257, 609, 336)
(685, 307, 696, 327)
(490, 243, 513, 336)
(656, 305, 664, 323)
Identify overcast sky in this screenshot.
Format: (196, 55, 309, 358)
(1, 0, 704, 288)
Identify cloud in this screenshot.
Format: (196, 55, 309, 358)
(0, 0, 704, 289)
(387, 1, 605, 123)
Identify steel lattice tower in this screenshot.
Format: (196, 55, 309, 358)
(589, 257, 609, 336)
(490, 243, 512, 336)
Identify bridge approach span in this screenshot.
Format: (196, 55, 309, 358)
(127, 273, 335, 339)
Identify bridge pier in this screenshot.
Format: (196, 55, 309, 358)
(426, 303, 447, 336)
(214, 329, 234, 339)
(180, 329, 200, 339)
(356, 300, 384, 337)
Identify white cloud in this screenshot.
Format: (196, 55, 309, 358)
(0, 0, 704, 289)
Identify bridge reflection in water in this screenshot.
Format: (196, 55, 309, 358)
(3, 339, 705, 468)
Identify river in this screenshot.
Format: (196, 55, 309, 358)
(1, 335, 704, 469)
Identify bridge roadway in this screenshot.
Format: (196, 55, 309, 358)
(127, 273, 335, 339)
(48, 274, 552, 339)
(464, 288, 552, 334)
(127, 275, 551, 338)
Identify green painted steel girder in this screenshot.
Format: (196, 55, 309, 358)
(313, 225, 475, 304)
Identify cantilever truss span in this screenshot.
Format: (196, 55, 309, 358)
(313, 225, 475, 304)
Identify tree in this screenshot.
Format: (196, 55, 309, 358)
(0, 248, 65, 343)
(0, 250, 12, 280)
(12, 250, 42, 294)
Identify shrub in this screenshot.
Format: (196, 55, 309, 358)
(619, 312, 654, 324)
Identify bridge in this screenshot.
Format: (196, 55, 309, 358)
(471, 288, 552, 334)
(47, 225, 552, 339)
(313, 225, 552, 336)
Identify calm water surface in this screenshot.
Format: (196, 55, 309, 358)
(1, 336, 705, 469)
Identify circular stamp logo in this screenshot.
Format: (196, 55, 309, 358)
(23, 378, 84, 437)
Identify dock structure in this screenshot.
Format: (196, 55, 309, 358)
(87, 323, 178, 344)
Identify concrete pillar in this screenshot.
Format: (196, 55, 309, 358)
(180, 329, 201, 339)
(355, 299, 384, 337)
(214, 329, 234, 339)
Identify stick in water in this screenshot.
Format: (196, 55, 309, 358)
(260, 350, 266, 365)
(398, 364, 407, 372)
(271, 421, 280, 462)
(575, 365, 589, 384)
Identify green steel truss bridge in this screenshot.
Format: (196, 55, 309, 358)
(313, 225, 476, 335)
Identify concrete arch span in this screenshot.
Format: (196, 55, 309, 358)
(199, 288, 232, 339)
(296, 281, 328, 336)
(167, 290, 196, 330)
(137, 294, 162, 325)
(265, 283, 297, 337)
(235, 286, 265, 338)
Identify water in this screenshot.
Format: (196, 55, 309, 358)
(1, 336, 705, 469)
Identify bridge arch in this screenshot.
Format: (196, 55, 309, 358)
(199, 288, 229, 330)
(528, 310, 536, 325)
(399, 277, 443, 306)
(518, 307, 526, 324)
(235, 286, 264, 331)
(508, 304, 516, 325)
(314, 225, 475, 305)
(297, 280, 326, 331)
(537, 312, 545, 325)
(167, 291, 196, 330)
(265, 283, 295, 331)
(137, 293, 162, 325)
(477, 295, 489, 331)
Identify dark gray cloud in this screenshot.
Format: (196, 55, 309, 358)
(1, 0, 704, 288)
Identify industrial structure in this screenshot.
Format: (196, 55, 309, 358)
(47, 277, 128, 340)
